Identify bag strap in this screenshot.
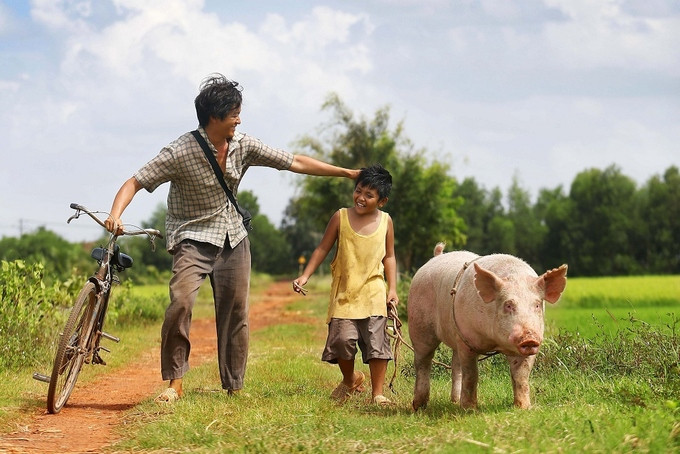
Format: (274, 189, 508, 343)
(190, 130, 242, 213)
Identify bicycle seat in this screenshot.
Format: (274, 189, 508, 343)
(116, 251, 133, 269)
(90, 245, 133, 270)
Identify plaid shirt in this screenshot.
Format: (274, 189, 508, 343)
(135, 127, 294, 251)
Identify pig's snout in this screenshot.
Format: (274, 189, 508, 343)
(518, 339, 541, 356)
(511, 329, 543, 356)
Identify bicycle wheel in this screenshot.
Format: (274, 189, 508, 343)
(47, 281, 100, 414)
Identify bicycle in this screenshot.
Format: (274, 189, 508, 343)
(33, 203, 163, 414)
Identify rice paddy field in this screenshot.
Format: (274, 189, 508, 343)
(546, 274, 679, 338)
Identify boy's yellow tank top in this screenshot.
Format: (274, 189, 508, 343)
(327, 208, 389, 323)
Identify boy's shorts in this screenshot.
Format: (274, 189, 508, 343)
(322, 316, 393, 364)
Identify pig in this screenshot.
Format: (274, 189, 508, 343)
(408, 243, 567, 410)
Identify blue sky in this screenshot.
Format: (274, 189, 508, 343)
(1, 0, 678, 242)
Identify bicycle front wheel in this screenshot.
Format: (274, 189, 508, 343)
(47, 281, 100, 414)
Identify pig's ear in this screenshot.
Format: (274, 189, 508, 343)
(473, 262, 503, 303)
(539, 264, 568, 304)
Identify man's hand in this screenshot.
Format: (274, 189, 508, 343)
(105, 215, 124, 235)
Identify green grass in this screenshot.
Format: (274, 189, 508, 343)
(109, 275, 679, 453)
(2, 274, 678, 452)
(547, 274, 679, 338)
(557, 275, 680, 308)
(112, 315, 679, 453)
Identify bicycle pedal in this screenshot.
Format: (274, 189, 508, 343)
(100, 331, 120, 343)
(32, 372, 50, 384)
(92, 352, 107, 366)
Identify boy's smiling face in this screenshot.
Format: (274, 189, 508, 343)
(353, 182, 386, 214)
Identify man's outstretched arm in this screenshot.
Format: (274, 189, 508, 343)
(289, 155, 360, 179)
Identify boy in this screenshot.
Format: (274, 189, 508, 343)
(293, 164, 398, 406)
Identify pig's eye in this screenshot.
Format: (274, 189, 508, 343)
(503, 300, 517, 314)
(534, 300, 543, 312)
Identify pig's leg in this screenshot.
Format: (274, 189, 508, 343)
(450, 348, 462, 404)
(508, 354, 536, 409)
(412, 340, 438, 411)
(457, 343, 479, 409)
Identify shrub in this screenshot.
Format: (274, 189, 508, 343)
(538, 312, 679, 399)
(0, 260, 79, 369)
(0, 260, 169, 370)
(107, 280, 167, 326)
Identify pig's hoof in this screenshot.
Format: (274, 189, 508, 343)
(460, 401, 478, 411)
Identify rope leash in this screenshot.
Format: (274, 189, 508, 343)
(386, 301, 452, 394)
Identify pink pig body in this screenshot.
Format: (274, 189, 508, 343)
(408, 243, 567, 410)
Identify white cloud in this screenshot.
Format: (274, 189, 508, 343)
(0, 0, 677, 242)
(543, 0, 680, 72)
(31, 0, 92, 32)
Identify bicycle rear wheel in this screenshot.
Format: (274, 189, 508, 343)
(47, 281, 100, 414)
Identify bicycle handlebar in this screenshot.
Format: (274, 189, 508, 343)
(68, 203, 163, 239)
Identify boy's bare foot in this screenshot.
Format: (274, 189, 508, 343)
(330, 371, 365, 403)
(372, 394, 393, 406)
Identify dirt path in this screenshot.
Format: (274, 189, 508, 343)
(0, 280, 313, 454)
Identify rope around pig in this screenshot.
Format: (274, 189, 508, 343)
(450, 258, 500, 359)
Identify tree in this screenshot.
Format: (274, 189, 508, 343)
(0, 227, 90, 281)
(387, 152, 465, 270)
(280, 201, 326, 274)
(118, 202, 172, 282)
(506, 176, 547, 269)
(535, 186, 572, 271)
(284, 94, 465, 272)
(566, 165, 639, 276)
(635, 166, 680, 273)
(239, 191, 293, 275)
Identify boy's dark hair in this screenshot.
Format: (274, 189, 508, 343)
(356, 164, 392, 199)
(194, 73, 243, 127)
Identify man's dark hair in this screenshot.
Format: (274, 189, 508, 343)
(356, 164, 392, 200)
(194, 73, 243, 127)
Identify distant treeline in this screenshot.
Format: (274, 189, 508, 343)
(1, 94, 678, 279)
(447, 164, 679, 276)
(0, 163, 677, 281)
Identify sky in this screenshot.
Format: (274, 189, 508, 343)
(1, 0, 678, 243)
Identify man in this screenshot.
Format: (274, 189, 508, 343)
(105, 74, 359, 402)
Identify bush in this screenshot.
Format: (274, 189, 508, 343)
(537, 313, 679, 398)
(0, 259, 170, 370)
(107, 280, 167, 326)
(0, 260, 80, 369)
